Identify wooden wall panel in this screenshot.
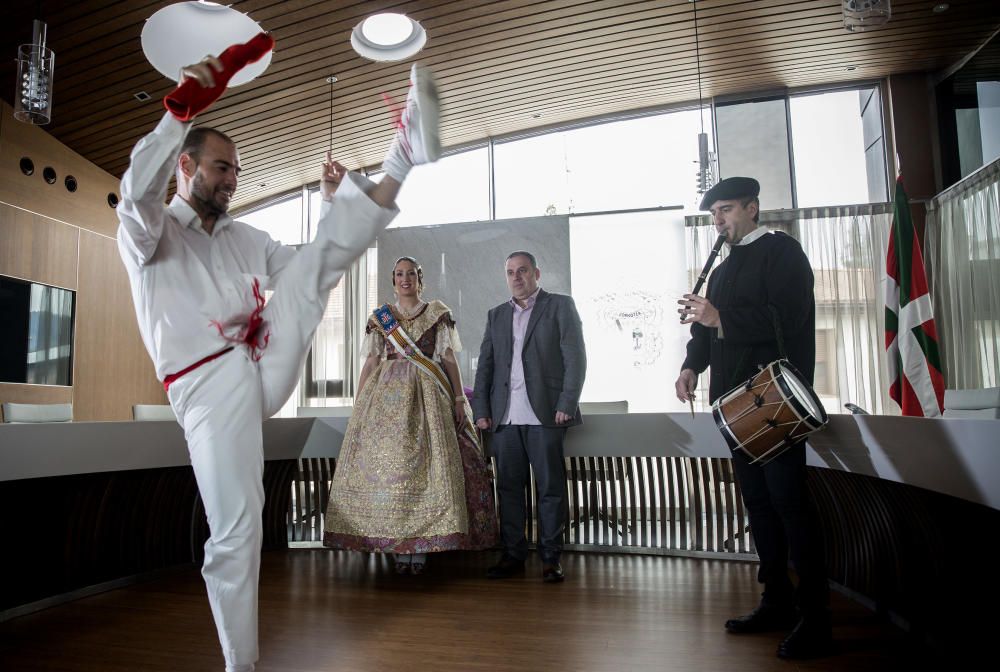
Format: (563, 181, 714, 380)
(0, 100, 163, 420)
(0, 383, 72, 410)
(72, 230, 166, 421)
(0, 100, 121, 238)
(0, 204, 80, 290)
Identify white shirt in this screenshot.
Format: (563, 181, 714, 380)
(117, 112, 327, 380)
(731, 225, 771, 247)
(500, 287, 543, 425)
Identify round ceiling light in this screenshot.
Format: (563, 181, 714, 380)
(351, 13, 427, 62)
(141, 1, 272, 86)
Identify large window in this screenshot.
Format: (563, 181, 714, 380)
(235, 82, 891, 416)
(715, 97, 794, 209)
(494, 109, 710, 218)
(307, 279, 346, 398)
(302, 247, 381, 405)
(320, 147, 492, 230)
(239, 193, 307, 245)
(387, 146, 491, 228)
(789, 87, 887, 207)
(715, 86, 888, 210)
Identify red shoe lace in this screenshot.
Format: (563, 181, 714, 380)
(381, 92, 405, 129)
(382, 90, 413, 162)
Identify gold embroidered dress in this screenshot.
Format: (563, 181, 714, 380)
(323, 300, 497, 553)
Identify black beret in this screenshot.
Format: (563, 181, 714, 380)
(699, 176, 760, 210)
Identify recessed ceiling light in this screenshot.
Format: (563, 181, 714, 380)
(845, 65, 857, 71)
(532, 113, 542, 118)
(351, 13, 427, 61)
(932, 3, 949, 13)
(362, 14, 412, 45)
(133, 91, 151, 101)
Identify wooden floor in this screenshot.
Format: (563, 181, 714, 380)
(0, 550, 929, 672)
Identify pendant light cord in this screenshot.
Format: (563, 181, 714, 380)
(328, 76, 335, 153)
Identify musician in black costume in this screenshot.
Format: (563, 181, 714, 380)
(674, 177, 832, 659)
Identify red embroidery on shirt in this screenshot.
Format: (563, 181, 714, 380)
(209, 277, 271, 362)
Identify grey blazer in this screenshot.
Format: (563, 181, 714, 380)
(472, 289, 587, 429)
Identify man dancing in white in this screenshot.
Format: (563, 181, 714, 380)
(117, 51, 440, 672)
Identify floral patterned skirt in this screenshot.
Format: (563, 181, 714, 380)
(323, 359, 497, 553)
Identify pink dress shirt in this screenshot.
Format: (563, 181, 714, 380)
(500, 287, 543, 425)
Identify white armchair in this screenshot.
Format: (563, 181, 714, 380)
(297, 406, 353, 418)
(132, 404, 178, 421)
(579, 400, 629, 415)
(1, 402, 73, 423)
(943, 388, 1000, 419)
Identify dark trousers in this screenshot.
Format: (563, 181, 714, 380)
(491, 424, 568, 563)
(732, 443, 829, 617)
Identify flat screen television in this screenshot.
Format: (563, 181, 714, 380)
(0, 275, 75, 386)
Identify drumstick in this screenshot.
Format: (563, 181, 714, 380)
(689, 398, 694, 418)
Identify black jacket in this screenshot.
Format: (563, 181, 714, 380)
(682, 231, 815, 403)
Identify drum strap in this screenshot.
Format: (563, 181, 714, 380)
(768, 305, 788, 360)
(728, 349, 751, 391)
(726, 305, 789, 391)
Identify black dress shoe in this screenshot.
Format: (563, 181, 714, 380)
(725, 604, 798, 634)
(542, 562, 565, 583)
(777, 617, 833, 659)
(487, 555, 525, 579)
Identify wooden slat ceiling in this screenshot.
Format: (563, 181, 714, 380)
(2, 0, 998, 210)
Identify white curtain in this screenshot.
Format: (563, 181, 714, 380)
(341, 247, 378, 398)
(686, 203, 895, 415)
(308, 247, 378, 403)
(309, 283, 343, 401)
(925, 158, 1000, 389)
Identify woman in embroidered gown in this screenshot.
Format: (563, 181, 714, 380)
(323, 256, 497, 573)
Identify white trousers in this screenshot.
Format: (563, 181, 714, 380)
(167, 174, 396, 671)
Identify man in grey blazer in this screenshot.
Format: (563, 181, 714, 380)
(473, 251, 587, 583)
